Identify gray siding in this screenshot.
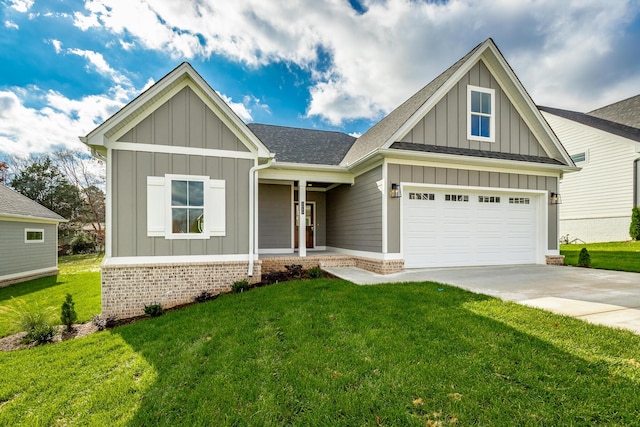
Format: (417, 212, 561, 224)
(112, 150, 252, 257)
(0, 221, 57, 277)
(327, 166, 383, 252)
(387, 163, 559, 252)
(400, 60, 547, 157)
(258, 184, 292, 249)
(118, 86, 250, 152)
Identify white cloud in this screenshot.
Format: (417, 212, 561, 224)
(8, 0, 33, 13)
(4, 20, 19, 29)
(66, 48, 132, 86)
(50, 39, 62, 53)
(218, 92, 253, 122)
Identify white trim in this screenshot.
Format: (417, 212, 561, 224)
(294, 200, 316, 250)
(259, 167, 354, 184)
(290, 183, 295, 250)
(467, 85, 496, 143)
(325, 247, 403, 260)
(102, 254, 253, 267)
(546, 249, 560, 256)
(298, 182, 307, 257)
(259, 248, 295, 254)
(0, 214, 63, 224)
(24, 228, 44, 243)
(0, 267, 58, 284)
(382, 159, 388, 253)
(259, 179, 295, 186)
(106, 147, 113, 258)
(106, 141, 257, 160)
(164, 174, 212, 240)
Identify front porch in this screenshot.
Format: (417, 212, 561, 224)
(259, 251, 404, 275)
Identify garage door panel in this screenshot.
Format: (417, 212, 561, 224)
(403, 188, 538, 268)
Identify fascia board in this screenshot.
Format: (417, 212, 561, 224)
(0, 213, 67, 224)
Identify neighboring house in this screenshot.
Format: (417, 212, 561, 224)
(0, 184, 67, 287)
(540, 100, 640, 243)
(83, 38, 576, 319)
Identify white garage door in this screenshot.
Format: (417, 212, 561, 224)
(403, 187, 539, 268)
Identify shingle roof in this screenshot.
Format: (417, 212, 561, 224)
(391, 142, 566, 165)
(587, 94, 640, 128)
(0, 184, 66, 222)
(539, 106, 640, 143)
(247, 123, 356, 165)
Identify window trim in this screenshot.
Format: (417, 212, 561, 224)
(25, 228, 44, 243)
(165, 174, 210, 240)
(467, 85, 495, 143)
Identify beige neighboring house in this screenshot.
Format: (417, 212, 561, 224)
(541, 96, 640, 243)
(0, 184, 67, 286)
(83, 38, 577, 320)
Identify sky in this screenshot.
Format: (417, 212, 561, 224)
(0, 0, 639, 158)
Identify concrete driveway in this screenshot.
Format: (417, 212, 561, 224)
(324, 265, 640, 334)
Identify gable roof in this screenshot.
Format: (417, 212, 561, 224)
(539, 106, 640, 143)
(341, 38, 574, 169)
(247, 123, 356, 165)
(81, 62, 271, 159)
(587, 94, 640, 128)
(0, 184, 66, 222)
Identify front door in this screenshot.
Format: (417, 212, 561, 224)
(294, 202, 314, 249)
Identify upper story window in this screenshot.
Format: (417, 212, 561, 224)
(467, 85, 495, 142)
(25, 228, 44, 243)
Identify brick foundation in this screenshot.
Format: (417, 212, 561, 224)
(545, 255, 565, 266)
(261, 255, 404, 275)
(101, 260, 261, 320)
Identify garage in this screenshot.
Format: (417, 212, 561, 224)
(403, 187, 541, 268)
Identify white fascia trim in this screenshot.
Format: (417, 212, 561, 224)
(382, 151, 574, 176)
(105, 147, 113, 258)
(106, 141, 257, 160)
(259, 167, 354, 184)
(0, 214, 64, 224)
(0, 267, 58, 284)
(382, 159, 388, 253)
(102, 254, 252, 267)
(259, 248, 295, 254)
(325, 247, 403, 261)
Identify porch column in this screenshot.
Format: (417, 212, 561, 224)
(298, 179, 307, 257)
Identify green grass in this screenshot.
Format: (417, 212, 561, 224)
(561, 241, 640, 272)
(0, 253, 102, 337)
(2, 279, 640, 426)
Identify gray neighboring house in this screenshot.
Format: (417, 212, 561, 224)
(83, 38, 577, 319)
(0, 184, 67, 287)
(540, 97, 640, 243)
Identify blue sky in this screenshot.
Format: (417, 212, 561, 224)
(1, 0, 639, 158)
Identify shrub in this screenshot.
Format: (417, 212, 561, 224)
(630, 206, 640, 241)
(231, 280, 250, 293)
(143, 303, 164, 317)
(307, 266, 324, 279)
(578, 247, 592, 267)
(92, 314, 116, 331)
(60, 294, 78, 332)
(70, 232, 96, 254)
(194, 290, 217, 303)
(0, 299, 57, 345)
(285, 264, 303, 279)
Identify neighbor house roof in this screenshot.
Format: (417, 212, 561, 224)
(587, 94, 640, 129)
(247, 123, 356, 165)
(0, 184, 66, 222)
(539, 106, 640, 143)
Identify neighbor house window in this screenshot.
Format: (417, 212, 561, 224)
(570, 151, 587, 163)
(147, 174, 226, 239)
(25, 228, 44, 243)
(467, 85, 495, 142)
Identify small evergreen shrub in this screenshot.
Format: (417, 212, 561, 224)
(630, 206, 640, 241)
(92, 314, 116, 331)
(60, 294, 78, 332)
(231, 280, 250, 293)
(578, 247, 592, 267)
(307, 266, 323, 279)
(285, 264, 303, 279)
(143, 303, 164, 317)
(194, 290, 217, 303)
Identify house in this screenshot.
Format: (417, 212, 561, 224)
(82, 38, 577, 319)
(0, 184, 67, 287)
(540, 97, 640, 243)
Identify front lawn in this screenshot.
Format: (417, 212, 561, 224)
(1, 278, 640, 426)
(0, 253, 102, 337)
(561, 241, 640, 272)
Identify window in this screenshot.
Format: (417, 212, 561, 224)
(147, 174, 226, 239)
(479, 196, 501, 203)
(25, 228, 44, 243)
(509, 197, 530, 205)
(570, 152, 587, 163)
(467, 85, 495, 142)
(445, 194, 469, 202)
(409, 192, 435, 200)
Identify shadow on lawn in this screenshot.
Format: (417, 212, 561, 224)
(0, 275, 61, 302)
(113, 280, 640, 426)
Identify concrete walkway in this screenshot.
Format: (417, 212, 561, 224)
(324, 264, 640, 334)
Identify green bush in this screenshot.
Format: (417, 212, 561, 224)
(0, 299, 57, 344)
(307, 266, 323, 279)
(630, 206, 640, 240)
(231, 280, 250, 293)
(143, 303, 164, 317)
(70, 232, 96, 254)
(60, 294, 78, 332)
(578, 247, 592, 267)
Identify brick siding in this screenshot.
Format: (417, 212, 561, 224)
(545, 255, 565, 266)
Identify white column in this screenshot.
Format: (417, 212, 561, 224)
(298, 179, 307, 257)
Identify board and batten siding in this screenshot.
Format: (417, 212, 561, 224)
(0, 221, 57, 277)
(400, 60, 546, 158)
(112, 150, 252, 257)
(386, 163, 559, 252)
(258, 184, 292, 249)
(326, 166, 383, 252)
(117, 86, 250, 153)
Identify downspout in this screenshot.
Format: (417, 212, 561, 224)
(634, 157, 640, 207)
(248, 157, 274, 276)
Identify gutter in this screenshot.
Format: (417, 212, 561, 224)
(248, 156, 274, 276)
